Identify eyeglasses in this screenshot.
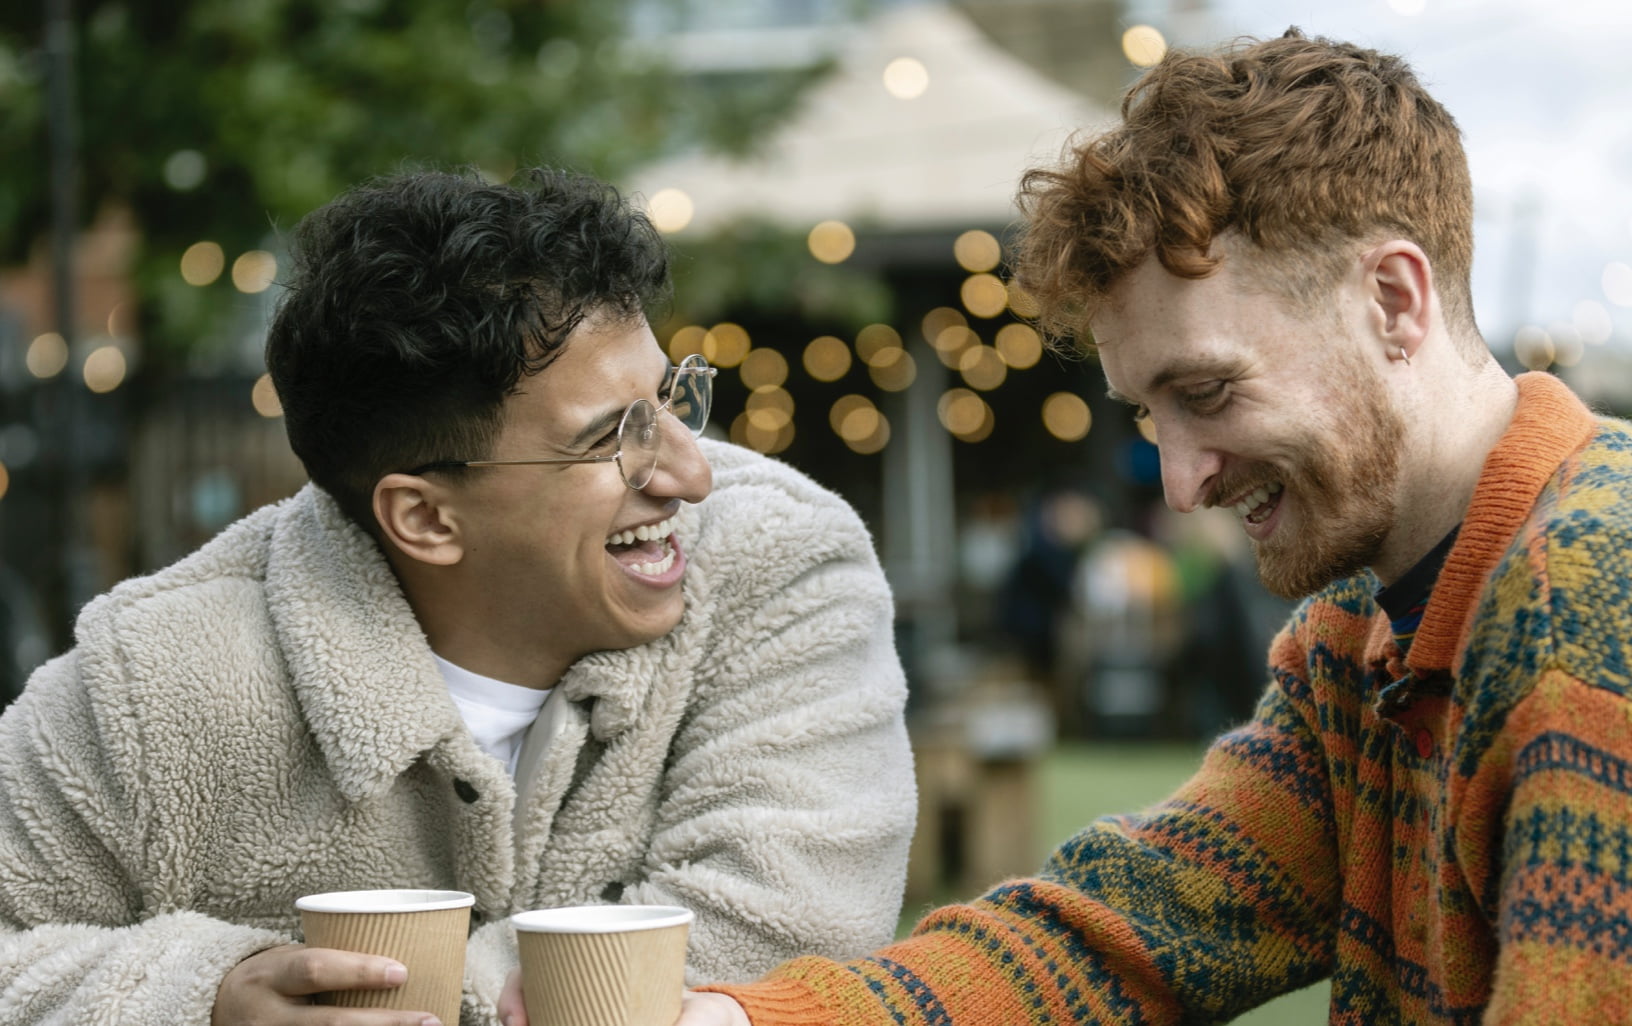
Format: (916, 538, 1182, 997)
(408, 354, 716, 490)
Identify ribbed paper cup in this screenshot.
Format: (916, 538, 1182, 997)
(296, 889, 474, 1025)
(511, 905, 693, 1026)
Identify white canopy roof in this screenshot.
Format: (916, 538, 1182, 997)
(625, 3, 1114, 235)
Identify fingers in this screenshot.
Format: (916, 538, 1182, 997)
(676, 991, 752, 1026)
(251, 946, 411, 997)
(214, 945, 442, 1026)
(496, 967, 528, 1026)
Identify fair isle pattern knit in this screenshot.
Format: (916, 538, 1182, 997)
(702, 372, 1632, 1025)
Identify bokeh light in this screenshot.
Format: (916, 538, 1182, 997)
(958, 345, 1007, 391)
(856, 323, 903, 365)
(1136, 413, 1158, 445)
(953, 230, 1001, 273)
(667, 325, 707, 361)
(938, 388, 991, 441)
(803, 335, 852, 382)
(882, 56, 929, 99)
(0, 461, 8, 502)
(838, 400, 890, 454)
(83, 345, 127, 394)
(703, 323, 751, 368)
(1513, 325, 1555, 370)
(232, 250, 278, 294)
(995, 323, 1043, 369)
(164, 149, 206, 191)
(868, 348, 917, 391)
(107, 302, 135, 338)
(251, 374, 283, 418)
(1122, 26, 1167, 67)
(960, 273, 1008, 319)
(740, 347, 789, 390)
(180, 241, 225, 286)
(745, 385, 794, 432)
(932, 325, 979, 368)
(1548, 322, 1584, 368)
(648, 188, 695, 234)
(808, 220, 856, 264)
(26, 332, 69, 379)
(731, 411, 794, 455)
(1042, 392, 1092, 441)
(921, 306, 966, 343)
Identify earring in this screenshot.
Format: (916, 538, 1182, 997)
(1391, 346, 1411, 366)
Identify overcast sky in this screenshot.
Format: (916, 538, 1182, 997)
(1135, 0, 1632, 357)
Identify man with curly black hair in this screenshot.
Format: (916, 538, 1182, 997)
(0, 168, 916, 1026)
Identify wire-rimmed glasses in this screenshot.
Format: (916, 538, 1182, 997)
(408, 354, 715, 490)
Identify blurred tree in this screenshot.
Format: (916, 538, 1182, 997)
(0, 0, 843, 655)
(0, 0, 830, 365)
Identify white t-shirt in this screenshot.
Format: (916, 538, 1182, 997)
(433, 653, 550, 777)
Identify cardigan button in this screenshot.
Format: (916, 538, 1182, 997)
(1413, 729, 1434, 759)
(454, 779, 480, 804)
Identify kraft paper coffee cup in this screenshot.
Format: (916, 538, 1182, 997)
(296, 888, 474, 1025)
(511, 905, 694, 1026)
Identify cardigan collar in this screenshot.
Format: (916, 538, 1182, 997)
(1403, 372, 1597, 677)
(263, 485, 693, 801)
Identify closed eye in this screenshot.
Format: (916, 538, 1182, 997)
(586, 427, 620, 454)
(1178, 381, 1229, 413)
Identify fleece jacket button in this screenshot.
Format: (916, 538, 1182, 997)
(454, 779, 480, 804)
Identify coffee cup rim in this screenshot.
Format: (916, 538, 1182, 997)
(295, 889, 476, 913)
(510, 904, 695, 934)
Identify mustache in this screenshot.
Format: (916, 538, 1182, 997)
(1204, 463, 1281, 509)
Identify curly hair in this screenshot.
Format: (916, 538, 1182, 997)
(1014, 29, 1476, 349)
(265, 167, 671, 529)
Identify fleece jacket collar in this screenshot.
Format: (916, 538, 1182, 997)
(262, 486, 696, 802)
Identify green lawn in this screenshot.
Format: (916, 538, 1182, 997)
(1036, 741, 1330, 1026)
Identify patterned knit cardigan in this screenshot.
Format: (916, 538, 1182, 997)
(702, 371, 1632, 1025)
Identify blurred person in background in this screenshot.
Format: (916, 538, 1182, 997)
(671, 28, 1632, 1026)
(1156, 504, 1295, 737)
(0, 167, 916, 1026)
(994, 485, 1101, 717)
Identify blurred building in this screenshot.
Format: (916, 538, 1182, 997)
(623, 1, 1131, 696)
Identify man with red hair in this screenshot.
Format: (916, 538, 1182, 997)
(656, 29, 1632, 1026)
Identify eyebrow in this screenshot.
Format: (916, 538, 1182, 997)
(1106, 355, 1249, 406)
(565, 361, 673, 450)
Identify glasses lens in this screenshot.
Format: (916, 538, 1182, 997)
(618, 399, 660, 489)
(669, 356, 713, 436)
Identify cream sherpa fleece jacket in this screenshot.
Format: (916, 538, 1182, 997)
(0, 439, 916, 1025)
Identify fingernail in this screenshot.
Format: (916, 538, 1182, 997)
(384, 961, 408, 985)
(421, 1018, 442, 1026)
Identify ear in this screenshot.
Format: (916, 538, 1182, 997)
(372, 473, 465, 567)
(1361, 240, 1434, 361)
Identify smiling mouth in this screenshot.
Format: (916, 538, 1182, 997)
(606, 515, 677, 577)
(1231, 481, 1284, 525)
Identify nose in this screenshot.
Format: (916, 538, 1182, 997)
(1156, 427, 1222, 514)
(642, 419, 713, 504)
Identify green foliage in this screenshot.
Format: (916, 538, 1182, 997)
(0, 0, 843, 363)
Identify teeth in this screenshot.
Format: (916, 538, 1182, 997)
(1233, 482, 1284, 519)
(607, 516, 674, 548)
(630, 540, 676, 576)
